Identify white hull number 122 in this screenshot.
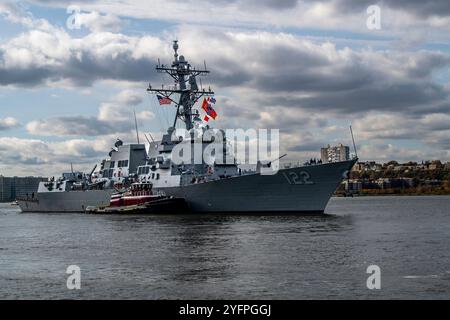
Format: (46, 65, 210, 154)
(283, 171, 314, 185)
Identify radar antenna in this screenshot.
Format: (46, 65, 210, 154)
(349, 125, 358, 159)
(133, 109, 140, 144)
(147, 41, 215, 130)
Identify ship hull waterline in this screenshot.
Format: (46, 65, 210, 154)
(17, 189, 114, 213)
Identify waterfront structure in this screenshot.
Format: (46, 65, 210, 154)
(445, 162, 450, 170)
(320, 144, 350, 164)
(427, 160, 443, 171)
(342, 179, 362, 192)
(352, 161, 383, 172)
(0, 176, 47, 202)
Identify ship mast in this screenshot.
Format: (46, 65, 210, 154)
(147, 41, 214, 130)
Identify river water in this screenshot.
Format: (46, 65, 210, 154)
(0, 196, 449, 299)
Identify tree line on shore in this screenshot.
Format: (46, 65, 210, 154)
(336, 160, 450, 195)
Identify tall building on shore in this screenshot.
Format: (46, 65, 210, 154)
(0, 177, 14, 202)
(0, 176, 47, 202)
(321, 144, 350, 163)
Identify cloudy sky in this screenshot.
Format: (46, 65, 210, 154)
(1, 0, 450, 176)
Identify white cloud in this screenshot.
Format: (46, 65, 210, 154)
(136, 110, 154, 120)
(0, 25, 165, 86)
(350, 112, 450, 160)
(358, 143, 450, 163)
(0, 133, 142, 176)
(0, 1, 57, 31)
(26, 89, 154, 136)
(0, 117, 19, 130)
(353, 112, 450, 142)
(0, 2, 34, 27)
(0, 136, 94, 176)
(2, 19, 449, 118)
(23, 0, 450, 40)
(9, 25, 448, 162)
(74, 11, 125, 33)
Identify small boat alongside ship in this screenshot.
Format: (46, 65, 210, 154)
(109, 182, 162, 207)
(85, 182, 189, 214)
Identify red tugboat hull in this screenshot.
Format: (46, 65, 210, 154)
(86, 197, 189, 214)
(85, 181, 189, 214)
(109, 194, 163, 207)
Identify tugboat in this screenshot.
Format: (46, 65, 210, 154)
(109, 182, 162, 207)
(85, 181, 189, 214)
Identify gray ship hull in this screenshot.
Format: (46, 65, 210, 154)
(155, 159, 356, 213)
(18, 189, 113, 213)
(18, 160, 355, 213)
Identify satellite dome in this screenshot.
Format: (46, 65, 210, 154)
(115, 139, 123, 148)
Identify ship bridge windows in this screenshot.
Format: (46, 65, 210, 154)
(137, 166, 150, 175)
(147, 172, 160, 180)
(118, 160, 129, 168)
(102, 168, 114, 178)
(109, 161, 115, 169)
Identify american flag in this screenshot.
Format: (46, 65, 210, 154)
(157, 95, 171, 105)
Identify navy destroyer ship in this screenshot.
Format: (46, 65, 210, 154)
(137, 41, 357, 212)
(18, 41, 356, 213)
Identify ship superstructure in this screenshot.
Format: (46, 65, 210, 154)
(18, 140, 147, 212)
